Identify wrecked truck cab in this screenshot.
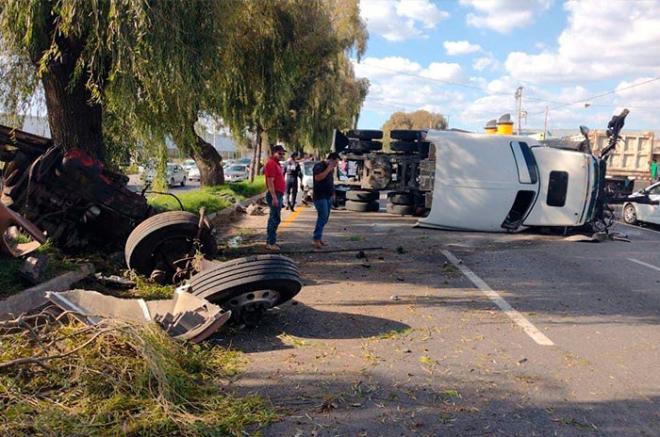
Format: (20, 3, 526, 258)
(417, 130, 600, 232)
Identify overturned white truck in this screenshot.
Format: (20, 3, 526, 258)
(334, 109, 631, 233)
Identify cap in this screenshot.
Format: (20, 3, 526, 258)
(271, 144, 286, 154)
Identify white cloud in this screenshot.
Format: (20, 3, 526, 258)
(360, 0, 449, 42)
(461, 0, 551, 33)
(352, 56, 466, 122)
(505, 1, 660, 82)
(473, 56, 499, 71)
(443, 40, 482, 55)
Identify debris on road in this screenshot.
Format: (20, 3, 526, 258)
(0, 202, 47, 257)
(18, 254, 48, 284)
(0, 263, 95, 320)
(93, 272, 135, 288)
(246, 203, 266, 216)
(45, 286, 230, 343)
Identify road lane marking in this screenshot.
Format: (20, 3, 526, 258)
(280, 205, 305, 230)
(441, 249, 555, 346)
(628, 257, 660, 273)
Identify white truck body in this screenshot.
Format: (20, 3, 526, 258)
(418, 130, 600, 232)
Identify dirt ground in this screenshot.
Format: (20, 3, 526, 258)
(209, 201, 659, 437)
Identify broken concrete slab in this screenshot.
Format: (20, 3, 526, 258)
(45, 286, 231, 343)
(0, 263, 95, 320)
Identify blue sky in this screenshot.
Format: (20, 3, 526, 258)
(354, 0, 660, 133)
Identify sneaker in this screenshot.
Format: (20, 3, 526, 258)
(265, 244, 281, 252)
(320, 240, 327, 246)
(313, 240, 323, 250)
(291, 206, 296, 212)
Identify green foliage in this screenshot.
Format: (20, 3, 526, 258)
(149, 176, 265, 214)
(0, 322, 274, 436)
(381, 110, 448, 147)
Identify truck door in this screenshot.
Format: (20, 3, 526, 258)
(523, 148, 593, 227)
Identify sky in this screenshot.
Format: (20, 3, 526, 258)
(354, 0, 660, 133)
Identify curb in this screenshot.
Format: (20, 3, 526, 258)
(206, 191, 266, 221)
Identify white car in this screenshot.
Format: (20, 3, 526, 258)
(300, 161, 317, 200)
(188, 165, 201, 181)
(182, 159, 196, 172)
(142, 163, 188, 187)
(622, 182, 660, 225)
(224, 164, 249, 182)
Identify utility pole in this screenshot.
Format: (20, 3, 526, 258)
(543, 106, 549, 140)
(515, 86, 523, 135)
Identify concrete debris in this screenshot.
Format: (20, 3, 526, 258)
(94, 273, 136, 288)
(45, 286, 230, 343)
(246, 204, 265, 216)
(19, 254, 49, 284)
(233, 204, 247, 214)
(0, 263, 95, 321)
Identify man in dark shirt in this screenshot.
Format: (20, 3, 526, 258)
(283, 152, 303, 211)
(312, 152, 339, 249)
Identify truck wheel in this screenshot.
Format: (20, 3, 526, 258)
(125, 211, 217, 282)
(623, 203, 638, 224)
(346, 200, 380, 212)
(390, 141, 417, 153)
(390, 130, 425, 141)
(190, 255, 302, 325)
(169, 178, 175, 187)
(387, 191, 413, 205)
(386, 203, 413, 216)
(346, 129, 383, 140)
(346, 190, 379, 202)
(180, 178, 186, 187)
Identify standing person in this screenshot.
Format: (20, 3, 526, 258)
(312, 152, 340, 249)
(651, 158, 658, 182)
(264, 145, 287, 251)
(284, 152, 303, 211)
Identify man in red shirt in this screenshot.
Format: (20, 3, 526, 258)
(264, 144, 287, 251)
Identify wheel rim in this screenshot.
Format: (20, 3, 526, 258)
(225, 289, 281, 325)
(624, 205, 636, 223)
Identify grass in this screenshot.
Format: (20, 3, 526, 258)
(148, 177, 266, 214)
(0, 241, 78, 299)
(0, 320, 275, 436)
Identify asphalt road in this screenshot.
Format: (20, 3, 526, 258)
(215, 199, 660, 436)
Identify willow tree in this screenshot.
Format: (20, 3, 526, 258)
(271, 0, 369, 154)
(0, 0, 229, 179)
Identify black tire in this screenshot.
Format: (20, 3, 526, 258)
(346, 129, 383, 140)
(391, 141, 417, 153)
(346, 200, 380, 212)
(169, 178, 175, 187)
(623, 203, 638, 224)
(125, 211, 217, 280)
(180, 178, 185, 187)
(387, 191, 413, 205)
(416, 141, 431, 159)
(386, 203, 413, 216)
(390, 130, 425, 141)
(346, 190, 379, 202)
(190, 255, 302, 308)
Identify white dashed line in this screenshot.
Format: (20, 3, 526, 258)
(628, 258, 660, 273)
(441, 249, 555, 346)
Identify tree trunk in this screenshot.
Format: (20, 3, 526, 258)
(39, 36, 105, 160)
(193, 133, 224, 186)
(249, 125, 262, 182)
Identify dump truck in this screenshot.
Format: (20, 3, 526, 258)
(333, 109, 637, 233)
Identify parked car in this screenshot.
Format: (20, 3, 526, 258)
(188, 165, 201, 182)
(224, 164, 249, 182)
(622, 182, 660, 225)
(142, 163, 188, 187)
(300, 160, 318, 201)
(182, 159, 196, 172)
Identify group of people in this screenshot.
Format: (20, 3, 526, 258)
(263, 145, 340, 251)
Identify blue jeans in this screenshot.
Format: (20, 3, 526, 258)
(313, 197, 332, 241)
(266, 192, 283, 245)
